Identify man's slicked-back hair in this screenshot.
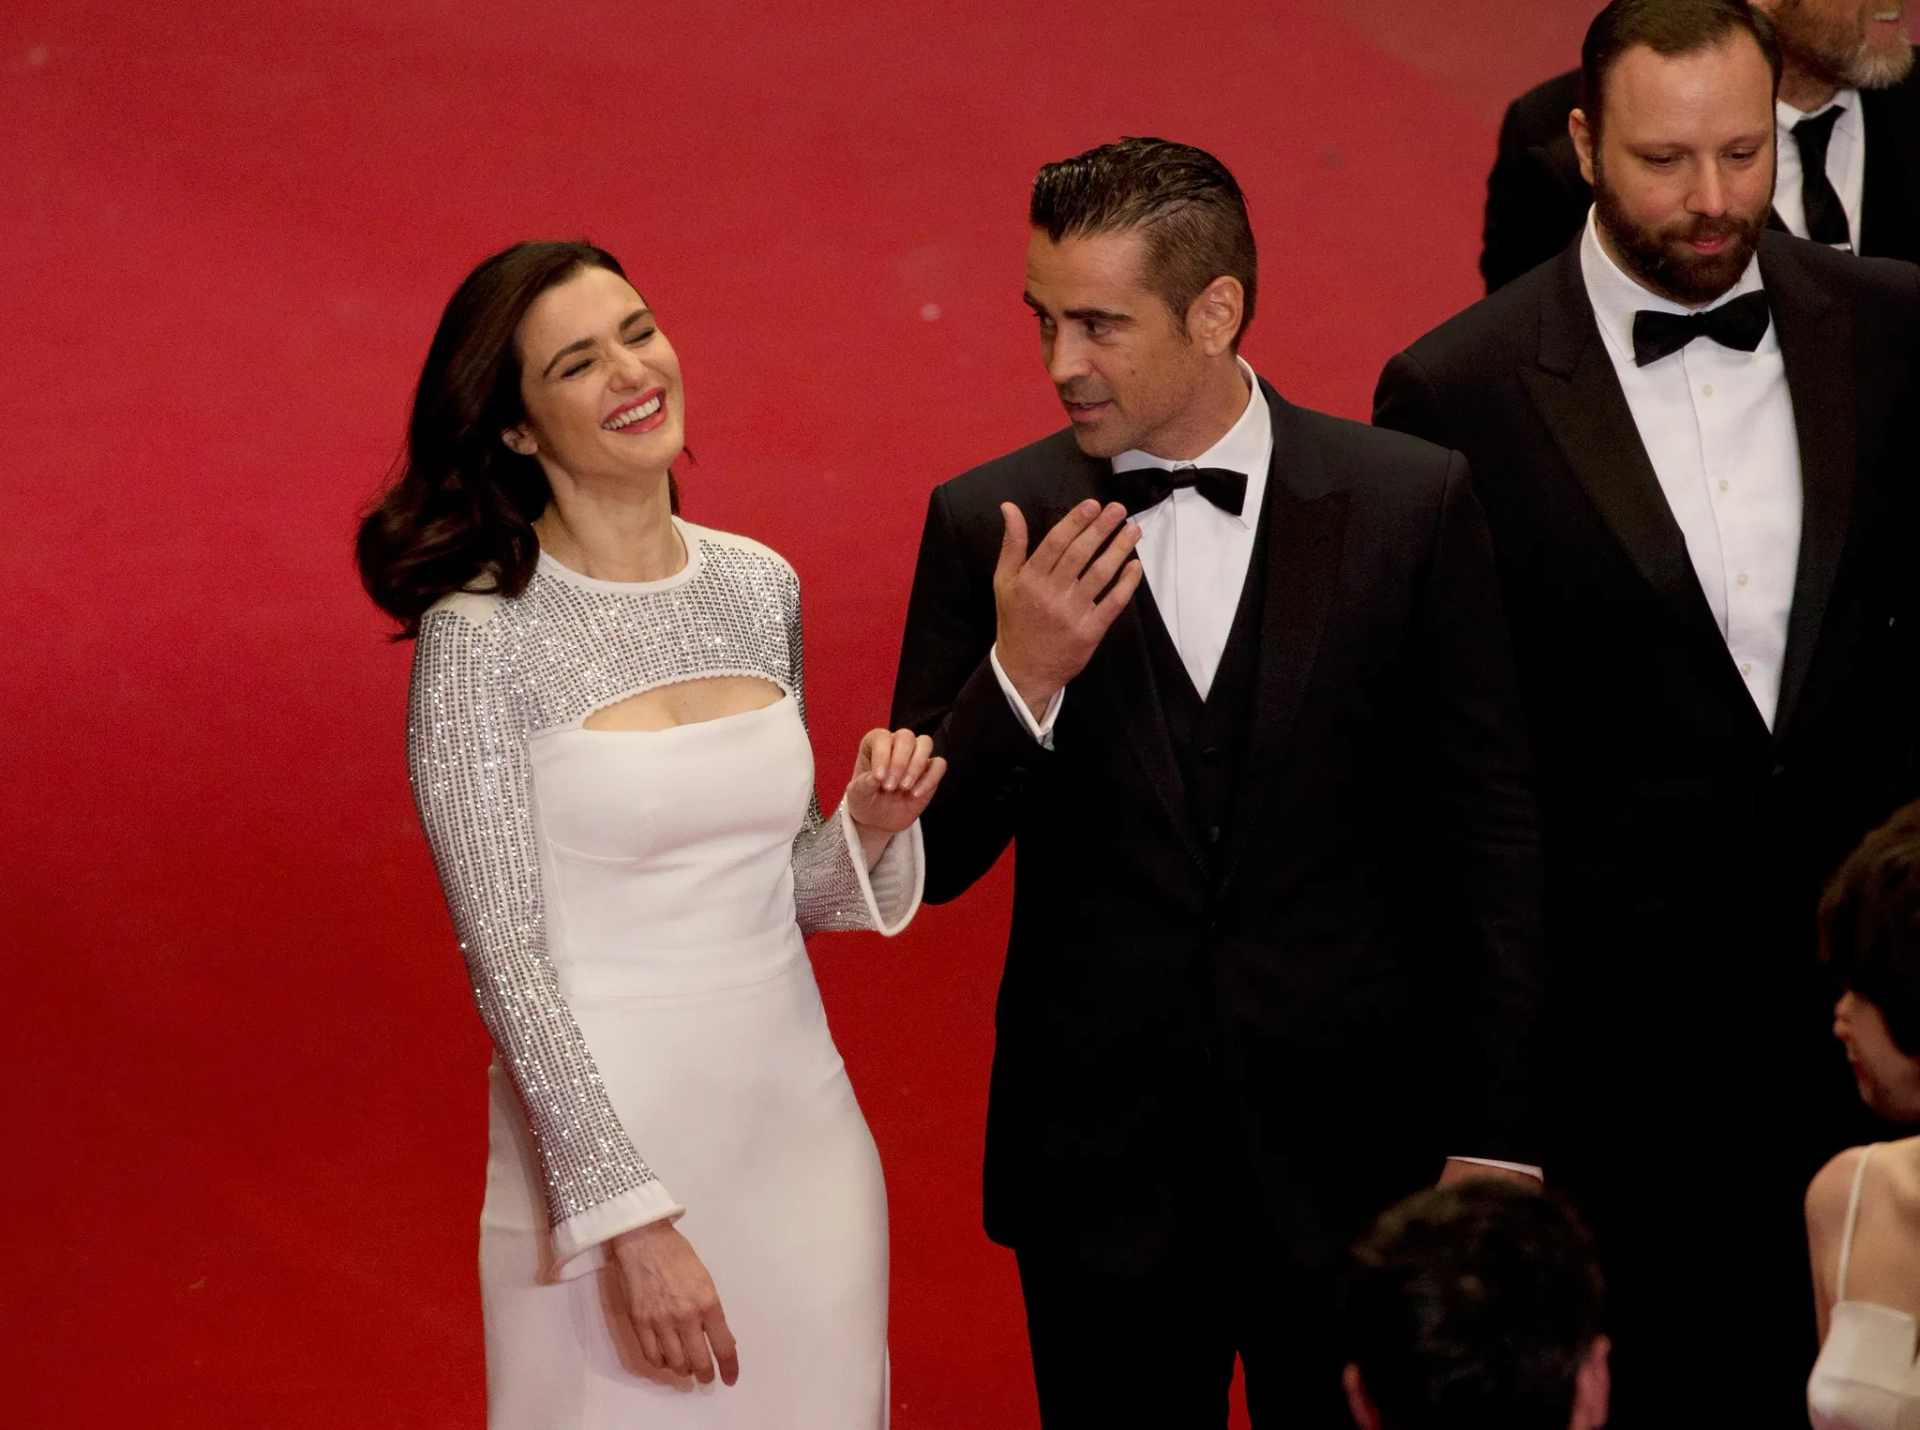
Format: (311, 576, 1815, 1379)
(1343, 1182, 1607, 1430)
(1029, 136, 1258, 348)
(1580, 0, 1783, 144)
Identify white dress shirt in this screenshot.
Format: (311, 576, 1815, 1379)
(1773, 89, 1866, 249)
(1580, 209, 1803, 728)
(989, 360, 1542, 1180)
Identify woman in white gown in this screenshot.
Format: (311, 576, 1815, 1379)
(1805, 801, 1920, 1430)
(356, 240, 944, 1428)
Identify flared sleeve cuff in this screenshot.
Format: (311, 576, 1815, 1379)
(548, 1179, 686, 1283)
(836, 802, 924, 936)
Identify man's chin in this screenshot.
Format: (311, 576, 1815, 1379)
(1066, 411, 1130, 459)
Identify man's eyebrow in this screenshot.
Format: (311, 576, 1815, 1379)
(1064, 306, 1133, 324)
(1021, 293, 1132, 324)
(541, 309, 654, 378)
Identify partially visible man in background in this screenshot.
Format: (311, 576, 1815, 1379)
(1480, 0, 1919, 291)
(1341, 1183, 1609, 1430)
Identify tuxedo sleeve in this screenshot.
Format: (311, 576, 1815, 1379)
(1415, 453, 1547, 1166)
(890, 484, 1052, 904)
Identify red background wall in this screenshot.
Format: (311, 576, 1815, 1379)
(0, 2, 1598, 1423)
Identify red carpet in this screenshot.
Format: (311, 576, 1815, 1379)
(2, 2, 1596, 1423)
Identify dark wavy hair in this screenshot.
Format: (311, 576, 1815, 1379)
(1343, 1182, 1606, 1430)
(356, 239, 677, 637)
(1821, 798, 1920, 1056)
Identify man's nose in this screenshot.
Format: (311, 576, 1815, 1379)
(1690, 162, 1730, 217)
(1046, 330, 1090, 385)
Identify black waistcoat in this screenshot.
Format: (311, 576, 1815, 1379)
(1134, 502, 1271, 869)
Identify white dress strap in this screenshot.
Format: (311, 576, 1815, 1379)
(1835, 1144, 1879, 1302)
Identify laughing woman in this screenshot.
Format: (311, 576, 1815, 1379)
(356, 241, 942, 1429)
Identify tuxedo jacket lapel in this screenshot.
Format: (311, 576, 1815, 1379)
(1221, 392, 1348, 884)
(1519, 249, 1763, 724)
(1764, 236, 1857, 738)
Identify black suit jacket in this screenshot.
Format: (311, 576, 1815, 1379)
(1375, 233, 1920, 1165)
(889, 384, 1545, 1274)
(1480, 67, 1920, 293)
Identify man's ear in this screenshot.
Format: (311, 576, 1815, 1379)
(1571, 1335, 1611, 1430)
(1187, 275, 1246, 358)
(1570, 107, 1597, 188)
(1342, 1363, 1382, 1430)
(501, 425, 539, 457)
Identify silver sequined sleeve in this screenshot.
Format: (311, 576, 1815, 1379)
(408, 604, 677, 1266)
(782, 576, 924, 935)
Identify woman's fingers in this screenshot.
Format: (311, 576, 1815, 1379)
(882, 728, 918, 789)
(911, 755, 948, 800)
(655, 1322, 692, 1377)
(635, 1322, 664, 1370)
(681, 1314, 716, 1383)
(900, 733, 933, 791)
(707, 1306, 741, 1386)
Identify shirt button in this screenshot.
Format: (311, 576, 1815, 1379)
(1741, 662, 1753, 676)
(1719, 479, 1730, 492)
(1703, 383, 1715, 397)
(1737, 572, 1750, 586)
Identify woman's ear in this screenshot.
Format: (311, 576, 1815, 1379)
(501, 425, 538, 457)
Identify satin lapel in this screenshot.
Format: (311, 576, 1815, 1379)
(1041, 466, 1206, 871)
(1221, 396, 1348, 884)
(1518, 254, 1749, 701)
(1765, 238, 1854, 738)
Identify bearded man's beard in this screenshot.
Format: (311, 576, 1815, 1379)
(1775, 0, 1915, 89)
(1593, 161, 1771, 306)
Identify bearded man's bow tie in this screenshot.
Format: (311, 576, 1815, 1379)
(1105, 465, 1248, 518)
(1631, 290, 1772, 368)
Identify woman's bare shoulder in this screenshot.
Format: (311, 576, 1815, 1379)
(1807, 1144, 1873, 1236)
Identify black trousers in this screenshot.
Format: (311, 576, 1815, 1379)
(1014, 1201, 1350, 1430)
(1561, 1149, 1827, 1430)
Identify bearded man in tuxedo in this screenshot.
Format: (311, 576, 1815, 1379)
(890, 137, 1547, 1429)
(1375, 2, 1920, 1423)
(1481, 0, 1920, 291)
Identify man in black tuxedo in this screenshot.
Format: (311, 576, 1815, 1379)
(890, 137, 1547, 1428)
(1376, 2, 1920, 1422)
(1481, 0, 1920, 291)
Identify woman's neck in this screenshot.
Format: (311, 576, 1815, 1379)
(534, 471, 683, 583)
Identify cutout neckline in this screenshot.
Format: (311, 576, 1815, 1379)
(577, 686, 792, 736)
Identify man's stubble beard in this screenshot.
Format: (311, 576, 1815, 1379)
(1592, 153, 1773, 306)
(1774, 0, 1915, 90)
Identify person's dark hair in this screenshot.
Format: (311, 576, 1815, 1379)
(356, 239, 677, 638)
(1580, 0, 1783, 145)
(1029, 136, 1258, 348)
(1343, 1182, 1606, 1430)
(1820, 799, 1920, 1056)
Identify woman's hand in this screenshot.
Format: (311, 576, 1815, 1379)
(609, 1220, 739, 1386)
(846, 728, 946, 868)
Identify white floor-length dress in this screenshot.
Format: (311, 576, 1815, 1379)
(407, 521, 921, 1428)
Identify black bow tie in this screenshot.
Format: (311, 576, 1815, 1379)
(1105, 465, 1248, 517)
(1631, 290, 1772, 367)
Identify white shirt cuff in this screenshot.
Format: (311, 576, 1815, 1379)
(989, 644, 1062, 750)
(1449, 1156, 1544, 1180)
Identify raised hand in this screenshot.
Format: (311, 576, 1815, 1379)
(992, 500, 1143, 717)
(846, 728, 946, 867)
(609, 1220, 740, 1386)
